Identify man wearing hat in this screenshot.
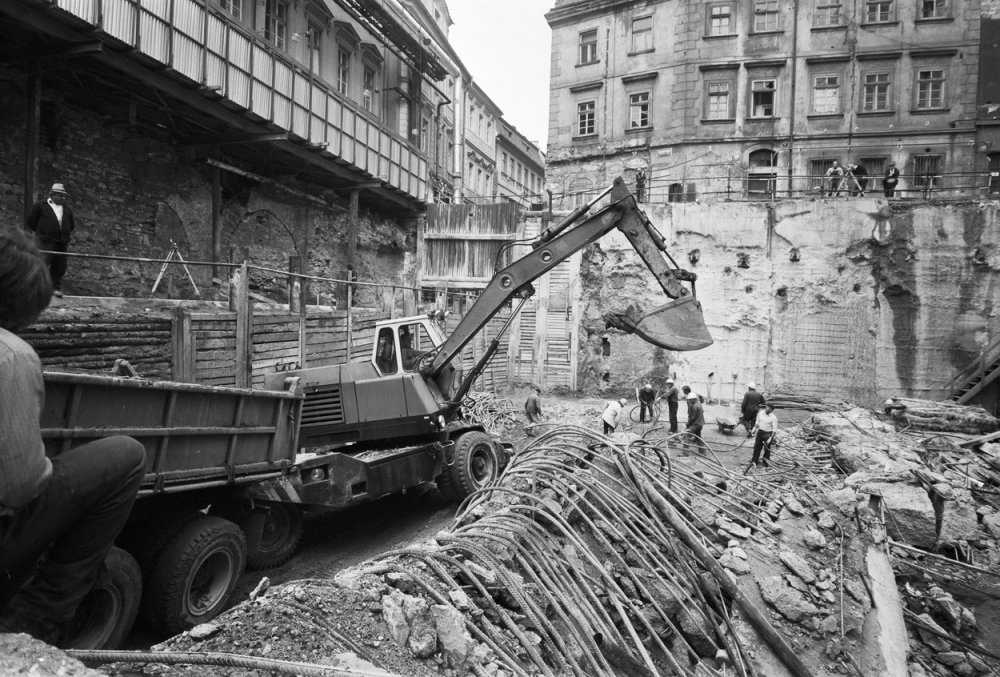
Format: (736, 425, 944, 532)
(883, 162, 899, 198)
(664, 378, 679, 433)
(26, 183, 76, 298)
(740, 382, 765, 439)
(637, 383, 658, 423)
(685, 392, 705, 453)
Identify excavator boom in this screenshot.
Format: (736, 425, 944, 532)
(424, 177, 712, 382)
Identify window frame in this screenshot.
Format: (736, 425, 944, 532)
(914, 68, 945, 110)
(631, 15, 653, 53)
(706, 2, 735, 36)
(306, 22, 323, 74)
(919, 0, 949, 20)
(912, 154, 943, 189)
(750, 78, 777, 118)
(362, 66, 376, 111)
(863, 0, 894, 23)
(752, 0, 780, 33)
(218, 0, 241, 20)
(861, 70, 892, 112)
(577, 100, 597, 136)
(628, 90, 651, 129)
(263, 0, 288, 50)
(811, 74, 842, 114)
(813, 0, 844, 27)
(579, 29, 599, 65)
(747, 150, 778, 199)
(705, 79, 735, 120)
(337, 47, 351, 95)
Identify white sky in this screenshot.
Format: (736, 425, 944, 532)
(446, 0, 554, 151)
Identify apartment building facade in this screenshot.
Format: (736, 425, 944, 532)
(497, 120, 546, 207)
(545, 0, 987, 204)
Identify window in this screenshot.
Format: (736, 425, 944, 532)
(363, 67, 375, 111)
(705, 81, 733, 119)
(814, 1, 843, 27)
(859, 157, 886, 182)
(629, 92, 650, 128)
(577, 100, 596, 135)
(337, 48, 350, 95)
(263, 0, 288, 49)
(920, 0, 948, 19)
(753, 1, 779, 32)
(707, 3, 734, 36)
(501, 152, 509, 175)
(862, 71, 891, 111)
(306, 24, 323, 73)
(913, 155, 942, 190)
(865, 0, 893, 23)
(747, 150, 777, 198)
(812, 75, 841, 114)
(579, 29, 598, 64)
(751, 79, 776, 117)
(988, 153, 1000, 195)
(916, 69, 944, 109)
(631, 16, 652, 52)
(374, 327, 397, 375)
(218, 0, 241, 20)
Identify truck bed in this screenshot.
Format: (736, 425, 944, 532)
(41, 371, 303, 496)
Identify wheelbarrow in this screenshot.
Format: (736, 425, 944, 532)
(716, 417, 739, 434)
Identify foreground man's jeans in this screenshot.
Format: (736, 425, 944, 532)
(0, 436, 144, 622)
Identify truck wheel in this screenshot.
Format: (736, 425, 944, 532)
(240, 504, 304, 571)
(119, 509, 200, 581)
(63, 547, 142, 650)
(142, 515, 247, 636)
(447, 431, 499, 498)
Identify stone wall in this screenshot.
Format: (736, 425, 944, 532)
(0, 69, 412, 307)
(577, 197, 1000, 406)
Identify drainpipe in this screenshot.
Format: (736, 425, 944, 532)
(454, 77, 466, 201)
(787, 0, 799, 197)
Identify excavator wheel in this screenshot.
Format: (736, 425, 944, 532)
(444, 431, 499, 499)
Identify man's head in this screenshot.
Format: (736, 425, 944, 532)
(534, 386, 541, 394)
(681, 385, 691, 394)
(665, 378, 674, 385)
(0, 231, 53, 331)
(748, 382, 756, 390)
(618, 398, 627, 406)
(686, 393, 699, 401)
(764, 403, 775, 413)
(48, 183, 68, 205)
(832, 160, 840, 166)
(644, 383, 652, 390)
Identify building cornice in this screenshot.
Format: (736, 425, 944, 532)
(545, 0, 668, 29)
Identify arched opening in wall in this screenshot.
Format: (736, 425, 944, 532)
(746, 149, 777, 200)
(568, 177, 594, 208)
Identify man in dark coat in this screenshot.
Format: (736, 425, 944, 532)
(740, 382, 765, 438)
(26, 183, 76, 298)
(637, 383, 658, 423)
(664, 378, 679, 433)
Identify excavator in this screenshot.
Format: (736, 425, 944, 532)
(267, 176, 712, 504)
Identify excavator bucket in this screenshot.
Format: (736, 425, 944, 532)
(603, 296, 713, 351)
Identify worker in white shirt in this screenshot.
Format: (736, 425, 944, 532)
(750, 403, 778, 467)
(602, 398, 627, 434)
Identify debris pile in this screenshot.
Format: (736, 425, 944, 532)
(462, 392, 520, 437)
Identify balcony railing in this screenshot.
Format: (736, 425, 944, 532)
(56, 0, 427, 201)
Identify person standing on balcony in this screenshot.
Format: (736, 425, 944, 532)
(25, 183, 76, 299)
(883, 162, 900, 198)
(825, 161, 844, 197)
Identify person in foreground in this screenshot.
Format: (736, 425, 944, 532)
(750, 403, 779, 467)
(0, 230, 145, 647)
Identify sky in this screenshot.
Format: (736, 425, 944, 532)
(446, 0, 554, 151)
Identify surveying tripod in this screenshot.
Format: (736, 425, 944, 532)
(151, 239, 200, 295)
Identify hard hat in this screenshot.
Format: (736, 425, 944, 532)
(748, 382, 756, 389)
(644, 383, 652, 389)
(686, 393, 699, 400)
(665, 378, 674, 383)
(619, 398, 627, 405)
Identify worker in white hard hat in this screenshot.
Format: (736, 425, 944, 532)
(637, 382, 658, 423)
(740, 382, 765, 439)
(685, 392, 706, 454)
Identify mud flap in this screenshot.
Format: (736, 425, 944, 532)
(604, 296, 713, 351)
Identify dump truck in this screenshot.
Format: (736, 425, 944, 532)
(35, 177, 713, 648)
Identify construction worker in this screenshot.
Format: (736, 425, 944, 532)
(685, 392, 706, 453)
(524, 387, 543, 431)
(751, 403, 779, 467)
(740, 382, 765, 438)
(637, 383, 658, 423)
(602, 398, 627, 434)
(664, 378, 679, 432)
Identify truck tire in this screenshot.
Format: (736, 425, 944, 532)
(141, 515, 247, 636)
(445, 431, 499, 499)
(233, 504, 304, 571)
(119, 508, 201, 581)
(64, 547, 142, 650)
